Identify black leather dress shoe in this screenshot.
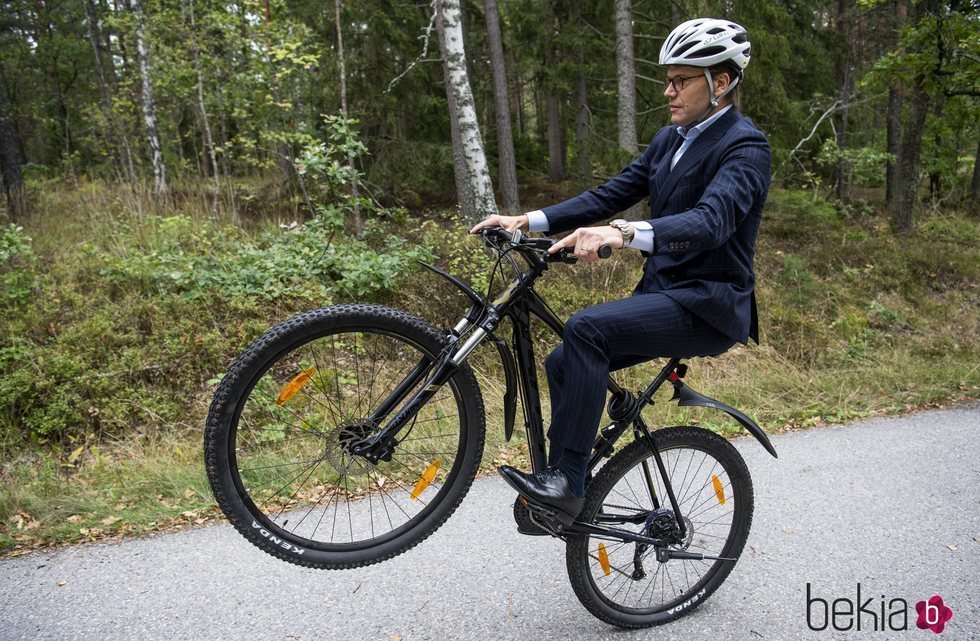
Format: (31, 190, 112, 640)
(498, 466, 585, 519)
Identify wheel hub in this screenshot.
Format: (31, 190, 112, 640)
(323, 419, 378, 476)
(643, 508, 681, 542)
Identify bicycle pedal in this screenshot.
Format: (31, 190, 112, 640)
(513, 498, 548, 536)
(525, 501, 576, 534)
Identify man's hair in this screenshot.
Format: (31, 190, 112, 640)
(708, 63, 742, 109)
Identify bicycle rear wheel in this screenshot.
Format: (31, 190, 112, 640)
(566, 426, 753, 627)
(205, 304, 485, 569)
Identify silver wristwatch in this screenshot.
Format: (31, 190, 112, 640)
(609, 219, 634, 248)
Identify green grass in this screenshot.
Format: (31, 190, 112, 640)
(1, 181, 978, 554)
(0, 432, 215, 553)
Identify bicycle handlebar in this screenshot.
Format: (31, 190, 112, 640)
(480, 227, 611, 263)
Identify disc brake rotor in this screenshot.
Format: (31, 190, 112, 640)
(323, 420, 378, 476)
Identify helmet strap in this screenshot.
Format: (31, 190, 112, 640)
(691, 67, 741, 126)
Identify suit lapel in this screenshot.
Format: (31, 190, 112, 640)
(650, 108, 741, 216)
(649, 131, 684, 208)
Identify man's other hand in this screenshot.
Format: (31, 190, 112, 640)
(469, 214, 529, 234)
(548, 226, 623, 262)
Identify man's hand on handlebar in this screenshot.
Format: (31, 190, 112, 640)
(469, 214, 529, 235)
(548, 226, 622, 263)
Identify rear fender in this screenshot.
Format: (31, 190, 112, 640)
(672, 382, 778, 458)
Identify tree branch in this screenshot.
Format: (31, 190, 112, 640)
(944, 88, 980, 97)
(635, 72, 665, 84)
(774, 100, 841, 180)
(635, 57, 662, 68)
(385, 1, 437, 93)
(774, 91, 889, 180)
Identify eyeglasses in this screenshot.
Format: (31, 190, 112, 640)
(664, 74, 702, 92)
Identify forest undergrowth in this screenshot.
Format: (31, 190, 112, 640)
(1, 180, 977, 554)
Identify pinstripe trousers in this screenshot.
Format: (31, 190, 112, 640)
(544, 292, 735, 463)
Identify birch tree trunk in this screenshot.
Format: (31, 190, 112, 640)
(335, 0, 362, 233)
(615, 0, 637, 155)
(84, 0, 137, 184)
(127, 0, 167, 195)
(187, 0, 222, 225)
(436, 0, 497, 222)
(483, 0, 519, 212)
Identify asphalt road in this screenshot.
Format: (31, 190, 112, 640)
(1, 405, 977, 641)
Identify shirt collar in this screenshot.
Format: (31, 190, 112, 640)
(675, 104, 733, 139)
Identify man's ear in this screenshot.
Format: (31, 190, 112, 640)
(714, 72, 730, 98)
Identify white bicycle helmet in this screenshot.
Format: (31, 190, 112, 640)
(659, 18, 751, 71)
(659, 18, 751, 111)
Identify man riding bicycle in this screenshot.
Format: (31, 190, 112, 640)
(471, 18, 772, 522)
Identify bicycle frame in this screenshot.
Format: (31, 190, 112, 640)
(351, 230, 776, 550)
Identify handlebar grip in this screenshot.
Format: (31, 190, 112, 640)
(597, 245, 613, 259)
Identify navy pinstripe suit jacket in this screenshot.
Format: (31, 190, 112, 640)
(541, 108, 771, 344)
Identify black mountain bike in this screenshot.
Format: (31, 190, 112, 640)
(204, 227, 778, 628)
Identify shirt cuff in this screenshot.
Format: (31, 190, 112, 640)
(629, 221, 654, 253)
(525, 210, 549, 233)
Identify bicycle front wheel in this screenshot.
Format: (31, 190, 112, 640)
(205, 304, 485, 569)
(566, 426, 753, 627)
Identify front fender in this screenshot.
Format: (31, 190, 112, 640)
(491, 336, 518, 441)
(418, 261, 483, 309)
(672, 382, 778, 458)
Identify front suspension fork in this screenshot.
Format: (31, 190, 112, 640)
(350, 346, 460, 463)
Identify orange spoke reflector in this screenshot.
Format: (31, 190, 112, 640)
(712, 474, 726, 505)
(411, 459, 441, 500)
(275, 367, 317, 406)
(598, 543, 611, 576)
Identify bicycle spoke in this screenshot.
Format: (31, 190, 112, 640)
(306, 340, 348, 420)
(573, 431, 751, 620)
(214, 309, 481, 566)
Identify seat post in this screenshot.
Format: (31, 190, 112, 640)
(638, 358, 683, 403)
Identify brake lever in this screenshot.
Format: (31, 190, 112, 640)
(548, 247, 578, 264)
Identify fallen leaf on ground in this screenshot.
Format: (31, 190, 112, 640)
(68, 445, 85, 463)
